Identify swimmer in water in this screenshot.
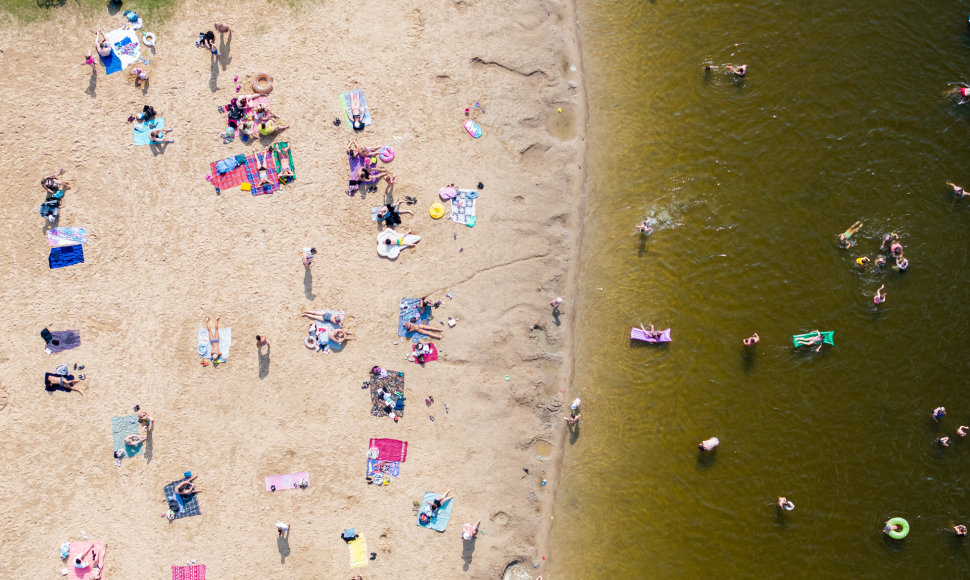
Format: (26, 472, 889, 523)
(896, 255, 909, 271)
(954, 524, 968, 537)
(873, 285, 886, 305)
(890, 241, 903, 256)
(698, 437, 719, 451)
(777, 497, 794, 511)
(856, 256, 870, 267)
(959, 425, 969, 437)
(634, 221, 653, 235)
(725, 64, 747, 77)
(938, 436, 950, 447)
(947, 182, 969, 198)
(946, 86, 970, 103)
(875, 254, 887, 268)
(933, 407, 946, 422)
(743, 332, 760, 347)
(838, 221, 863, 248)
(880, 232, 898, 251)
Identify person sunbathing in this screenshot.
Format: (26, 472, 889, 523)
(124, 434, 147, 446)
(95, 29, 112, 57)
(150, 127, 174, 144)
(794, 330, 824, 352)
(75, 542, 105, 580)
(639, 324, 664, 339)
(252, 148, 273, 187)
(303, 310, 343, 325)
(376, 199, 413, 228)
(383, 228, 419, 249)
(429, 490, 454, 514)
(176, 475, 203, 495)
(347, 139, 381, 159)
(404, 321, 442, 338)
(418, 296, 436, 317)
(45, 373, 83, 395)
(257, 120, 289, 137)
(205, 317, 222, 361)
(41, 169, 69, 194)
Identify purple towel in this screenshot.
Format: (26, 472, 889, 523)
(45, 330, 81, 354)
(346, 152, 379, 195)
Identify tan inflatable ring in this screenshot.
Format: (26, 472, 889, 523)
(253, 72, 273, 94)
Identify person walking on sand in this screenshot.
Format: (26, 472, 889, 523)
(277, 521, 289, 537)
(564, 412, 581, 425)
(462, 520, 481, 541)
(873, 285, 886, 305)
(214, 22, 232, 41)
(743, 332, 759, 347)
(303, 247, 317, 269)
(81, 50, 96, 73)
(550, 296, 564, 311)
(256, 335, 270, 349)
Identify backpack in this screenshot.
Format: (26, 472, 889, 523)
(40, 328, 52, 343)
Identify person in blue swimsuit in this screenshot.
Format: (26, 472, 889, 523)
(205, 317, 222, 361)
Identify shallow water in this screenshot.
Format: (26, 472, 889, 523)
(553, 1, 970, 577)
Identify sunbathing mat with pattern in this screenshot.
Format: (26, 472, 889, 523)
(163, 478, 202, 519)
(368, 371, 405, 418)
(209, 152, 280, 195)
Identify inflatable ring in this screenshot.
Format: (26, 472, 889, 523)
(142, 32, 156, 46)
(884, 517, 910, 539)
(304, 335, 318, 350)
(253, 72, 273, 94)
(379, 146, 395, 163)
(429, 202, 445, 219)
(465, 189, 479, 199)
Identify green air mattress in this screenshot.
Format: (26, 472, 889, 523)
(792, 331, 834, 347)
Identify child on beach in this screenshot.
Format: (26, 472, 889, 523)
(81, 50, 96, 73)
(214, 22, 232, 40)
(550, 296, 564, 311)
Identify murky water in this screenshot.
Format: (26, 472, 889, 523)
(553, 1, 970, 577)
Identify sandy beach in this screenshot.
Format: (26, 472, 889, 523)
(0, 0, 586, 577)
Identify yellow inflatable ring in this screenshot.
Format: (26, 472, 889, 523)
(429, 202, 446, 219)
(253, 72, 273, 94)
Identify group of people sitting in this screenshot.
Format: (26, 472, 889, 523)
(225, 94, 288, 140)
(347, 139, 396, 195)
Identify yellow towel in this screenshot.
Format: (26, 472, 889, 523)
(349, 534, 368, 568)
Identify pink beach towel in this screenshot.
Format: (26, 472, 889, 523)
(412, 343, 438, 364)
(225, 95, 269, 137)
(265, 472, 309, 492)
(68, 542, 106, 580)
(172, 564, 206, 580)
(368, 438, 408, 462)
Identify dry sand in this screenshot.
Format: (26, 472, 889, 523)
(0, 0, 586, 577)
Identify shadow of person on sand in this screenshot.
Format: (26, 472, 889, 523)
(85, 73, 97, 98)
(277, 529, 290, 563)
(258, 344, 270, 379)
(567, 423, 580, 445)
(144, 429, 154, 464)
(149, 141, 172, 157)
(209, 56, 219, 93)
(303, 267, 315, 300)
(552, 308, 562, 327)
(461, 537, 477, 571)
(218, 35, 232, 70)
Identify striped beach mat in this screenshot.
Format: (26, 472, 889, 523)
(172, 564, 206, 580)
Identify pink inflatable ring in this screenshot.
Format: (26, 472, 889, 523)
(379, 146, 395, 163)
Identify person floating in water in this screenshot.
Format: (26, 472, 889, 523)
(793, 330, 824, 352)
(698, 436, 719, 451)
(706, 64, 747, 77)
(954, 524, 968, 537)
(933, 406, 946, 422)
(875, 254, 887, 268)
(743, 332, 759, 347)
(856, 256, 870, 267)
(944, 86, 970, 103)
(777, 497, 795, 511)
(937, 436, 950, 447)
(947, 182, 969, 198)
(839, 221, 863, 248)
(873, 285, 886, 305)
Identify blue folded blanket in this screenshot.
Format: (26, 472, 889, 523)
(49, 245, 84, 269)
(216, 157, 239, 174)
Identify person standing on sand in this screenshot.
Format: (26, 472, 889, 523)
(277, 521, 289, 537)
(81, 50, 96, 73)
(303, 247, 317, 269)
(256, 335, 270, 349)
(564, 412, 581, 425)
(550, 296, 564, 311)
(214, 22, 232, 41)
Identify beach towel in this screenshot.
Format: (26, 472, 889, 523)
(172, 564, 206, 580)
(197, 326, 231, 362)
(45, 330, 81, 354)
(67, 542, 106, 579)
(164, 478, 201, 519)
(48, 227, 88, 247)
(308, 310, 346, 351)
(208, 155, 249, 191)
(225, 95, 269, 137)
(111, 414, 145, 457)
(271, 142, 295, 183)
(346, 151, 379, 195)
(49, 244, 84, 269)
(371, 205, 385, 221)
(340, 88, 372, 128)
(366, 459, 400, 478)
(100, 27, 140, 74)
(264, 472, 309, 492)
(368, 438, 408, 462)
(417, 492, 454, 532)
(242, 150, 281, 195)
(368, 370, 405, 418)
(133, 117, 164, 146)
(450, 188, 479, 227)
(348, 534, 368, 568)
(412, 342, 438, 364)
(398, 298, 432, 342)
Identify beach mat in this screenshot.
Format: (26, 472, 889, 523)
(68, 542, 106, 579)
(242, 150, 281, 195)
(417, 492, 454, 532)
(264, 472, 309, 492)
(225, 95, 268, 137)
(340, 88, 372, 128)
(49, 244, 84, 269)
(164, 478, 201, 519)
(349, 534, 368, 568)
(398, 298, 432, 342)
(197, 326, 231, 362)
(346, 151, 379, 195)
(172, 564, 206, 580)
(133, 117, 164, 146)
(104, 27, 141, 73)
(450, 189, 478, 227)
(368, 438, 408, 462)
(45, 330, 81, 354)
(48, 227, 88, 246)
(792, 331, 835, 347)
(271, 142, 295, 182)
(366, 459, 400, 478)
(308, 310, 346, 351)
(112, 414, 144, 457)
(368, 370, 405, 418)
(412, 343, 438, 364)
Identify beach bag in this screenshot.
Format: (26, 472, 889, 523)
(40, 328, 52, 343)
(419, 513, 430, 524)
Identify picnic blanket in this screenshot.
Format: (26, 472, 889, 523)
(48, 227, 88, 246)
(346, 151, 379, 195)
(308, 310, 346, 352)
(450, 188, 479, 227)
(225, 95, 269, 137)
(271, 142, 295, 183)
(111, 414, 144, 457)
(368, 371, 405, 418)
(398, 298, 432, 342)
(67, 542, 106, 579)
(368, 438, 408, 462)
(264, 472, 309, 492)
(45, 330, 81, 354)
(172, 564, 206, 580)
(412, 343, 438, 364)
(133, 118, 164, 145)
(208, 152, 280, 195)
(100, 27, 140, 74)
(366, 459, 400, 478)
(164, 478, 202, 519)
(49, 244, 84, 269)
(340, 88, 372, 128)
(197, 326, 231, 362)
(348, 534, 368, 568)
(417, 492, 454, 532)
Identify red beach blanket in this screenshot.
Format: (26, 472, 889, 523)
(172, 564, 206, 580)
(209, 151, 280, 195)
(369, 438, 408, 462)
(412, 343, 438, 364)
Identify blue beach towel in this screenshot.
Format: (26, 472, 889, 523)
(49, 244, 84, 269)
(398, 298, 432, 342)
(417, 492, 454, 532)
(197, 326, 231, 361)
(99, 50, 121, 74)
(366, 459, 401, 478)
(111, 414, 144, 457)
(340, 89, 372, 128)
(309, 310, 346, 351)
(133, 118, 164, 146)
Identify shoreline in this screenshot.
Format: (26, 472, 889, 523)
(0, 0, 589, 578)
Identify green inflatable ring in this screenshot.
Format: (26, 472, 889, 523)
(884, 517, 909, 539)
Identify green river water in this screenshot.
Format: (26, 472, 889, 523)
(552, 1, 970, 578)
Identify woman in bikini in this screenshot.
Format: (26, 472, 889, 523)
(205, 317, 222, 361)
(75, 542, 105, 580)
(793, 330, 824, 352)
(124, 434, 147, 446)
(252, 147, 274, 188)
(404, 321, 442, 338)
